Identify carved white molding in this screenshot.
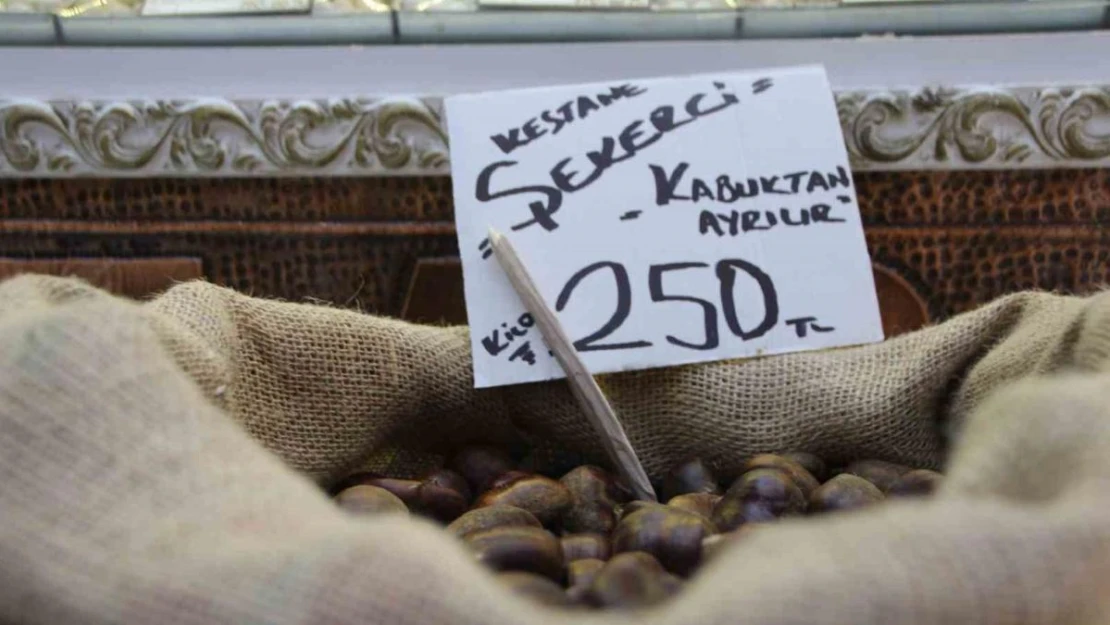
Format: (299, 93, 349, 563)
(0, 97, 449, 177)
(838, 86, 1110, 171)
(1, 85, 1108, 178)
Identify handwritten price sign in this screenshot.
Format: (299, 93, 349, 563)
(446, 65, 884, 389)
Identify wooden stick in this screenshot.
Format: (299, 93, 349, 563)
(488, 228, 657, 502)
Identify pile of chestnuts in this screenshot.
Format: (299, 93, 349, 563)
(330, 447, 941, 610)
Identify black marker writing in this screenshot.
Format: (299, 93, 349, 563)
(508, 342, 538, 365)
(651, 164, 852, 206)
(717, 259, 779, 341)
(490, 83, 648, 155)
(786, 316, 835, 338)
(474, 80, 754, 234)
(699, 202, 846, 237)
(555, 261, 653, 352)
(481, 312, 535, 357)
(484, 256, 840, 370)
(551, 257, 778, 355)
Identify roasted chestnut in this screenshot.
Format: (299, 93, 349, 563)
(741, 454, 820, 496)
(466, 526, 565, 581)
(843, 459, 910, 492)
(475, 473, 573, 527)
(327, 470, 383, 496)
(328, 446, 941, 611)
(561, 533, 611, 562)
(415, 469, 471, 522)
(567, 558, 606, 590)
(496, 572, 573, 607)
(782, 452, 828, 481)
(712, 468, 807, 531)
(809, 474, 884, 513)
(886, 469, 943, 497)
(560, 466, 631, 534)
(423, 468, 472, 502)
(616, 500, 667, 520)
(451, 445, 515, 493)
(612, 504, 717, 577)
(665, 492, 721, 520)
(447, 505, 542, 539)
(488, 470, 534, 491)
(353, 474, 468, 523)
(334, 484, 409, 516)
(660, 458, 721, 501)
(564, 466, 633, 505)
(357, 477, 421, 507)
(585, 552, 682, 609)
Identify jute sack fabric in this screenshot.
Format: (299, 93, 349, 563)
(1, 273, 1109, 625)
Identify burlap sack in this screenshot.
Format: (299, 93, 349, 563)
(1, 273, 1109, 625)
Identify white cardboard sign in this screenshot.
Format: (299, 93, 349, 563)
(446, 65, 884, 389)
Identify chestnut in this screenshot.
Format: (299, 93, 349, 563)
(741, 454, 819, 496)
(616, 500, 667, 520)
(466, 526, 565, 582)
(560, 466, 631, 535)
(666, 492, 721, 520)
(562, 502, 617, 536)
(416, 469, 471, 523)
(518, 449, 594, 482)
(561, 533, 611, 562)
(359, 474, 467, 523)
(333, 485, 409, 516)
(446, 505, 542, 539)
(488, 470, 533, 491)
(660, 458, 721, 501)
(584, 552, 681, 609)
(567, 557, 605, 591)
(450, 445, 515, 493)
(496, 572, 573, 607)
(422, 468, 472, 502)
(782, 452, 827, 481)
(475, 473, 573, 527)
(809, 474, 884, 513)
(562, 466, 633, 504)
(712, 468, 806, 532)
(886, 469, 943, 497)
(327, 470, 383, 496)
(612, 504, 717, 577)
(359, 478, 421, 508)
(843, 459, 910, 492)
